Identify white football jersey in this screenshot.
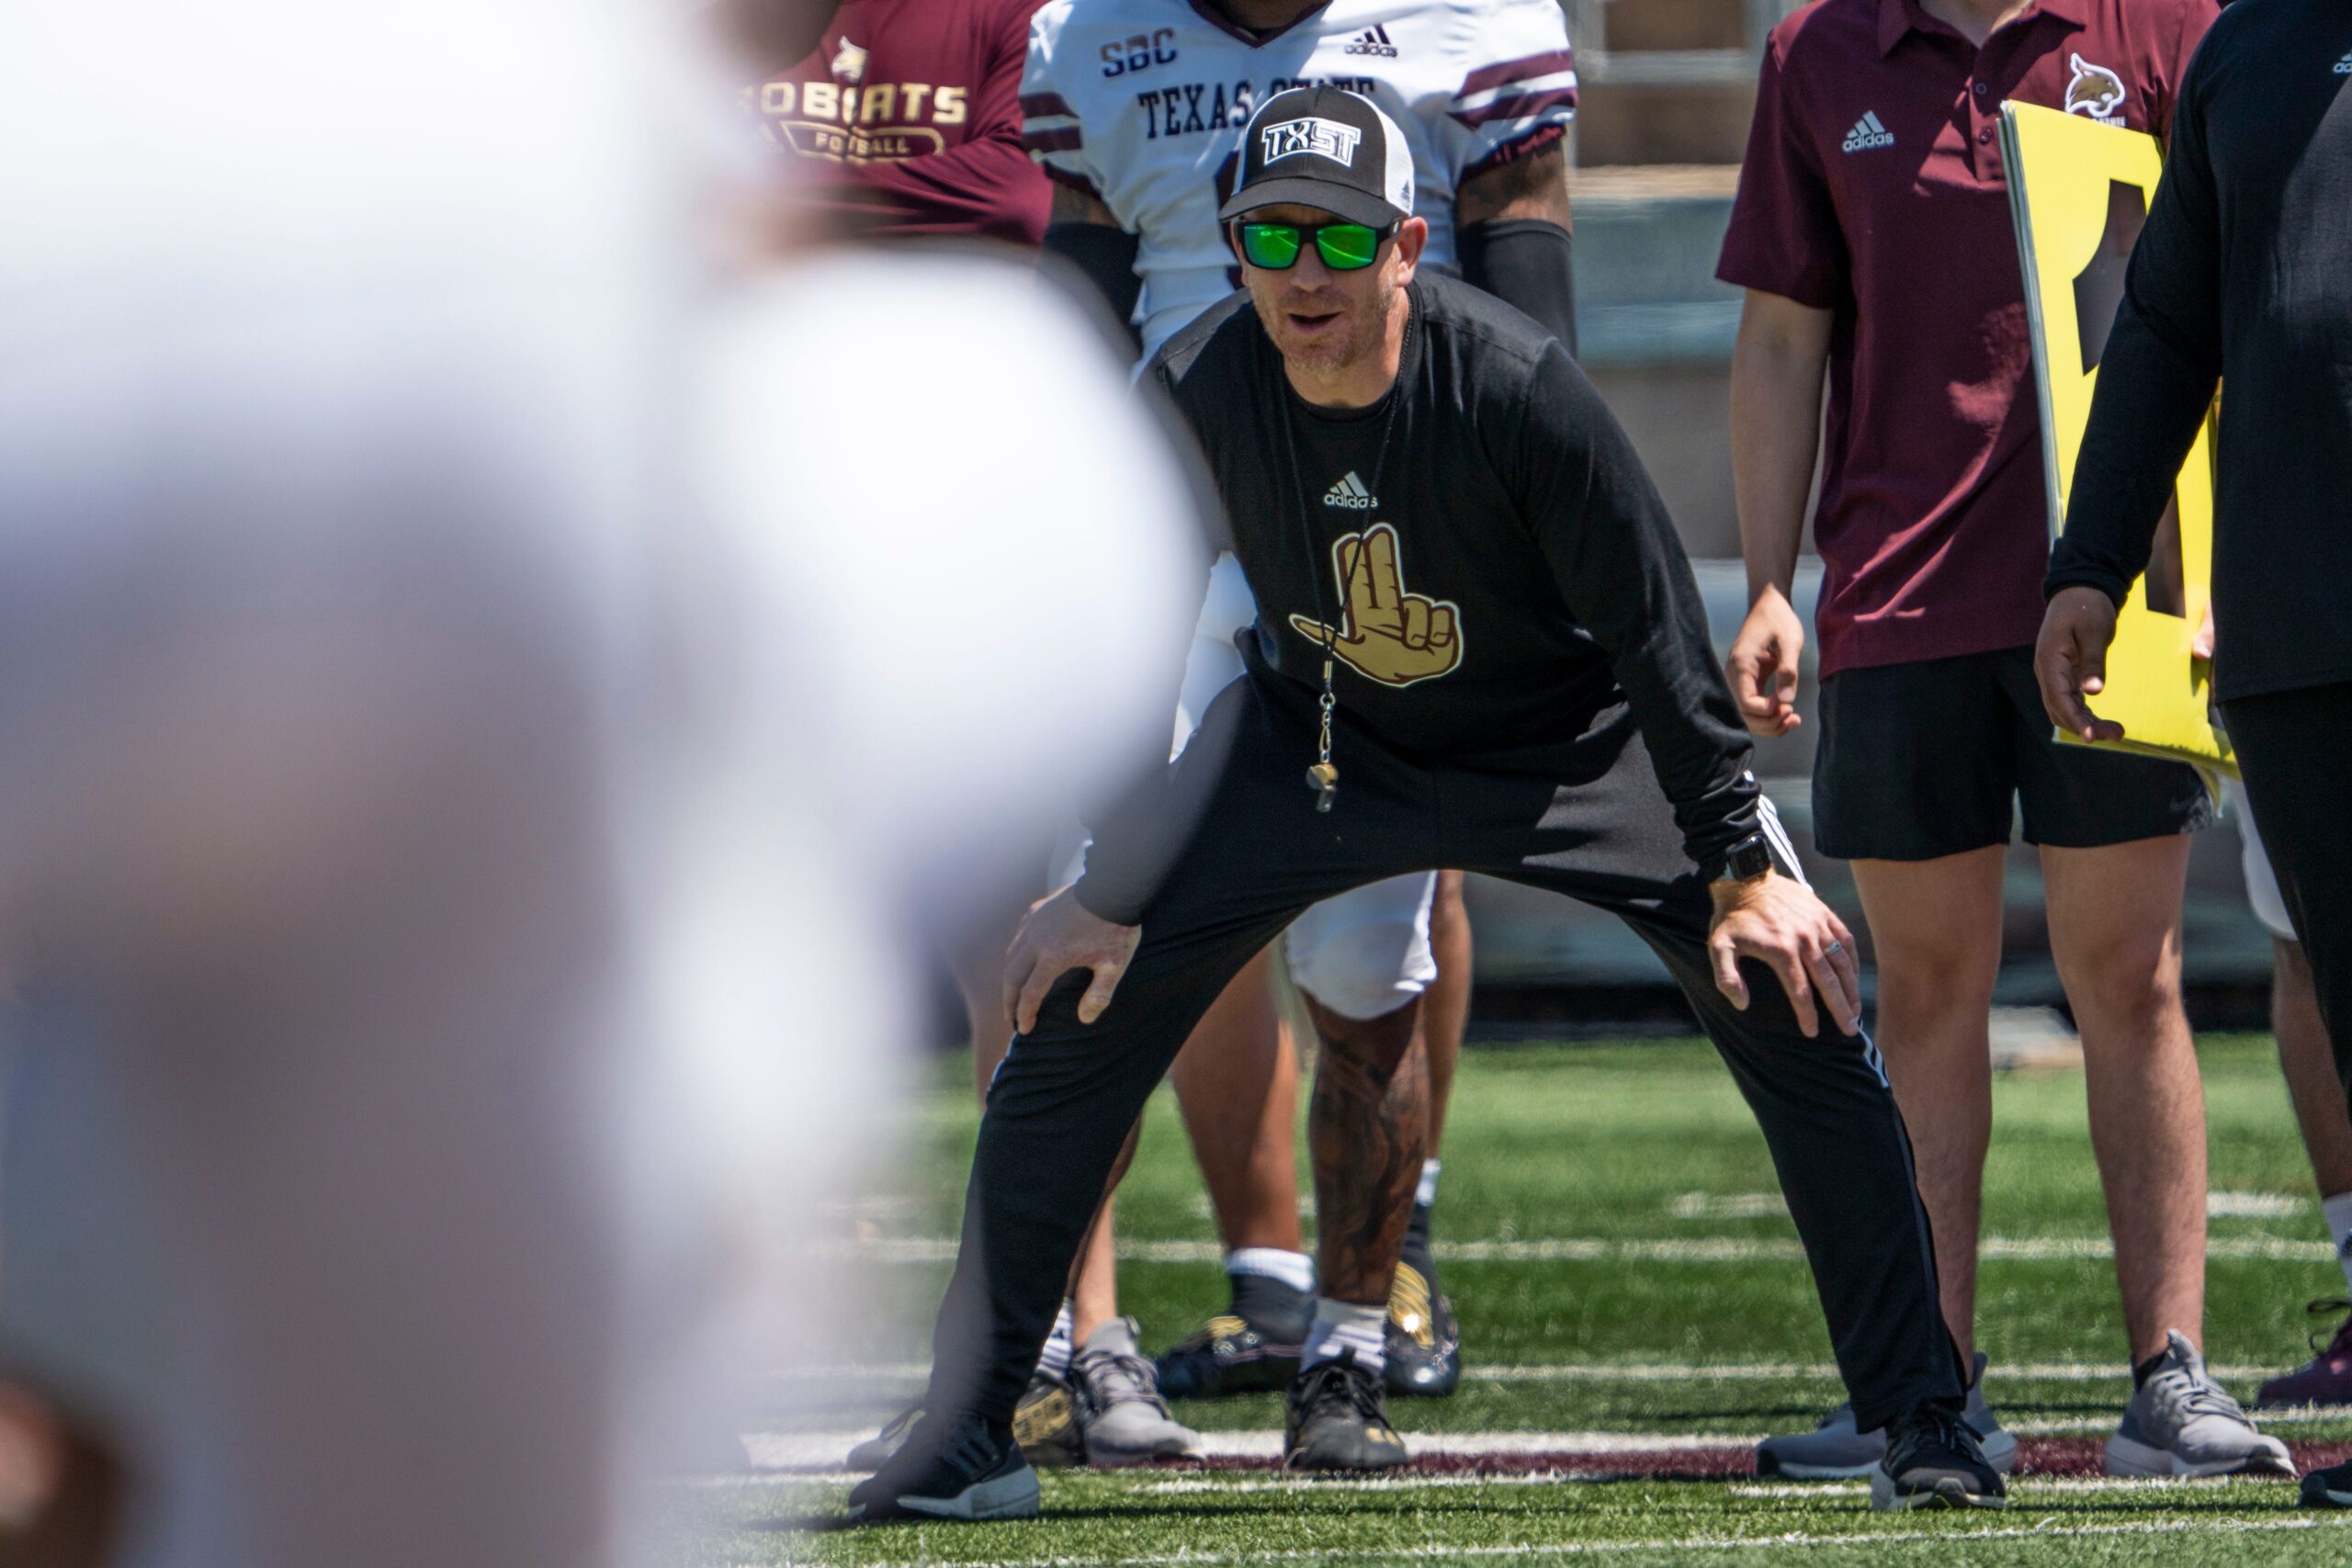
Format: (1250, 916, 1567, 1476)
(1021, 0, 1577, 360)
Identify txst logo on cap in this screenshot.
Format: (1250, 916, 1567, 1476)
(1218, 85, 1414, 230)
(1261, 117, 1362, 167)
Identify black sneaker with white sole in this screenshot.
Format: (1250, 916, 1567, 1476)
(845, 1402, 923, 1472)
(1283, 1348, 1410, 1472)
(1870, 1403, 2007, 1511)
(843, 1412, 1039, 1524)
(2301, 1458, 2352, 1508)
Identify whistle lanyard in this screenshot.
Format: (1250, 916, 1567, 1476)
(1274, 309, 1411, 813)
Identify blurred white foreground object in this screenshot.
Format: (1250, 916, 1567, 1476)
(0, 3, 1194, 1566)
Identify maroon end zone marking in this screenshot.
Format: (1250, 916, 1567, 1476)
(1187, 1449, 1756, 1480)
(1170, 1438, 2352, 1482)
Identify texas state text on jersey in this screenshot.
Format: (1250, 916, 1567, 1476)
(1020, 0, 1578, 359)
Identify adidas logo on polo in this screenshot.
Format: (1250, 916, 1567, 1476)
(1345, 24, 1399, 57)
(2335, 50, 2352, 74)
(1323, 471, 1377, 510)
(1841, 111, 1894, 152)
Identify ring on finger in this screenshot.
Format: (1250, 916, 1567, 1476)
(1824, 941, 1843, 957)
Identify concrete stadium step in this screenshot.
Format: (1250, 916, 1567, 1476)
(1565, 164, 1742, 370)
(1568, 0, 1778, 165)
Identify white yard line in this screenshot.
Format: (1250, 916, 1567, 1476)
(858, 1518, 2339, 1568)
(740, 1429, 1764, 1471)
(821, 1235, 2335, 1264)
(1729, 1475, 2291, 1499)
(748, 1405, 2352, 1472)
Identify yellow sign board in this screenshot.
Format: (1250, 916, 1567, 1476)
(2000, 101, 2232, 773)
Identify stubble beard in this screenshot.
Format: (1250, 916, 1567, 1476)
(1267, 290, 1389, 384)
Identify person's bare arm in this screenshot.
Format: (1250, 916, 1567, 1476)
(1454, 141, 1571, 228)
(1052, 181, 1118, 228)
(1723, 288, 1832, 737)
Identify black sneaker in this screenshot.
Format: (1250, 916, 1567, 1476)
(845, 1401, 923, 1472)
(1384, 1257, 1461, 1397)
(1283, 1348, 1410, 1472)
(1012, 1371, 1084, 1468)
(2301, 1458, 2352, 1509)
(1155, 1277, 1309, 1399)
(843, 1412, 1039, 1524)
(1870, 1402, 2007, 1511)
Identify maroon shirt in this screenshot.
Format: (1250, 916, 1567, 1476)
(1717, 0, 2215, 677)
(751, 0, 1052, 244)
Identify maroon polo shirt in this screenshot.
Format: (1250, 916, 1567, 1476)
(1717, 0, 2215, 678)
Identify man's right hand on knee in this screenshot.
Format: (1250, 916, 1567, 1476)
(1005, 887, 1142, 1033)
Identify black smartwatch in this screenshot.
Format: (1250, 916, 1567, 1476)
(1715, 832, 1773, 885)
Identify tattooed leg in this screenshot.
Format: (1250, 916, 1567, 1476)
(1306, 996, 1430, 1306)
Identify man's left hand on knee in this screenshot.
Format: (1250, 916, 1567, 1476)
(1707, 871, 1863, 1039)
(1004, 886, 1142, 1034)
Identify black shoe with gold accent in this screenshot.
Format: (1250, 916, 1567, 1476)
(1283, 1348, 1409, 1471)
(1385, 1204, 1462, 1397)
(1154, 1275, 1309, 1399)
(1011, 1371, 1083, 1468)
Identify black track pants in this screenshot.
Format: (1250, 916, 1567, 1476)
(2225, 682, 2352, 1094)
(925, 673, 1964, 1433)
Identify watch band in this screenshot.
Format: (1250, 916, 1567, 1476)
(1718, 832, 1773, 883)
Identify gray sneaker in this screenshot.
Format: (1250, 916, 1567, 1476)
(2104, 1330, 2294, 1479)
(1756, 1352, 2017, 1479)
(1074, 1317, 1203, 1466)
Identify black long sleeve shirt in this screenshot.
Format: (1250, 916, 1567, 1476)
(1077, 275, 1761, 923)
(2044, 0, 2352, 703)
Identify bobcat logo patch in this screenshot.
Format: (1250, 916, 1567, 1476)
(2064, 53, 2128, 123)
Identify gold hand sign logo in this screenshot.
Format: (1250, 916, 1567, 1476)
(1287, 524, 1464, 688)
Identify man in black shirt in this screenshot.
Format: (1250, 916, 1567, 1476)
(2033, 0, 2352, 1510)
(850, 87, 1997, 1523)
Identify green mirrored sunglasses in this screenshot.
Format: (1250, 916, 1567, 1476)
(1233, 220, 1396, 272)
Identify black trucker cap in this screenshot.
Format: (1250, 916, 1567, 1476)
(1216, 85, 1415, 231)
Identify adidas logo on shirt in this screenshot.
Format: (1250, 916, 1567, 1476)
(2335, 50, 2352, 74)
(1323, 471, 1377, 509)
(1344, 24, 1399, 57)
(1841, 111, 1895, 152)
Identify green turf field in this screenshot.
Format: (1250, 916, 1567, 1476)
(677, 1032, 2352, 1564)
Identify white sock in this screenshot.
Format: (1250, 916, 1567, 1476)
(1301, 1298, 1386, 1376)
(1226, 1247, 1316, 1295)
(1037, 1301, 1076, 1382)
(2324, 1192, 2352, 1295)
(1416, 1158, 1442, 1209)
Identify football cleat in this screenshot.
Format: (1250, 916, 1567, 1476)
(843, 1411, 1038, 1524)
(1871, 1403, 2007, 1511)
(1384, 1259, 1461, 1397)
(1283, 1348, 1409, 1472)
(1155, 1312, 1303, 1400)
(1012, 1370, 1084, 1468)
(2257, 1298, 2352, 1409)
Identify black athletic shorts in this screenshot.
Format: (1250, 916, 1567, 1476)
(1811, 646, 2211, 862)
